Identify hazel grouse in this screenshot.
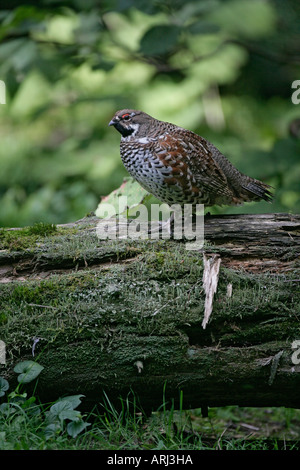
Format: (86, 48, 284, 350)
(109, 109, 272, 208)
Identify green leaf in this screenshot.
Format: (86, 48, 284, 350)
(44, 423, 62, 440)
(47, 398, 85, 430)
(0, 403, 10, 415)
(96, 177, 162, 220)
(140, 25, 181, 55)
(58, 394, 85, 410)
(0, 377, 9, 398)
(48, 397, 84, 422)
(59, 409, 82, 422)
(14, 360, 44, 384)
(49, 400, 73, 417)
(67, 420, 91, 438)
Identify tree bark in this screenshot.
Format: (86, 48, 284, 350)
(0, 212, 299, 412)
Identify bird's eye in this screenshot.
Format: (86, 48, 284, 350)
(122, 114, 130, 121)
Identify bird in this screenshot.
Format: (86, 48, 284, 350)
(108, 109, 273, 209)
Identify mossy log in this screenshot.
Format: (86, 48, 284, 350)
(0, 212, 300, 413)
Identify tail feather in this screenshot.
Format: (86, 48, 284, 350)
(242, 180, 273, 202)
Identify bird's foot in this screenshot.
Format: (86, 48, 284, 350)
(148, 213, 175, 238)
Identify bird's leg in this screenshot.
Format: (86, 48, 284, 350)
(163, 210, 175, 236)
(148, 211, 175, 238)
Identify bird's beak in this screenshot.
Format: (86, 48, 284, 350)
(108, 118, 117, 127)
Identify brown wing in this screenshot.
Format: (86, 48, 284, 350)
(150, 128, 235, 201)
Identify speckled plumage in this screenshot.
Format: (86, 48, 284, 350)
(109, 109, 273, 207)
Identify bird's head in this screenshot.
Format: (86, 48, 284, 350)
(108, 109, 152, 138)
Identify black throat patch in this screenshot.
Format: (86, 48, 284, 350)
(114, 122, 135, 137)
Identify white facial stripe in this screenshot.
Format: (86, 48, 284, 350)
(121, 122, 140, 141)
(130, 123, 140, 136)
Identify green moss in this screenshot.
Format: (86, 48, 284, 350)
(0, 218, 299, 374)
(0, 223, 57, 251)
(26, 222, 57, 236)
(1, 254, 298, 362)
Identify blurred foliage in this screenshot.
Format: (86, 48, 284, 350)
(0, 0, 299, 227)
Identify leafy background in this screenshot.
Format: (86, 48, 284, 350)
(0, 0, 299, 227)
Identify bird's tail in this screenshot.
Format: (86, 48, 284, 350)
(241, 179, 273, 202)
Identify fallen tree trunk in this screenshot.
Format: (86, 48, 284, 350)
(0, 212, 299, 412)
